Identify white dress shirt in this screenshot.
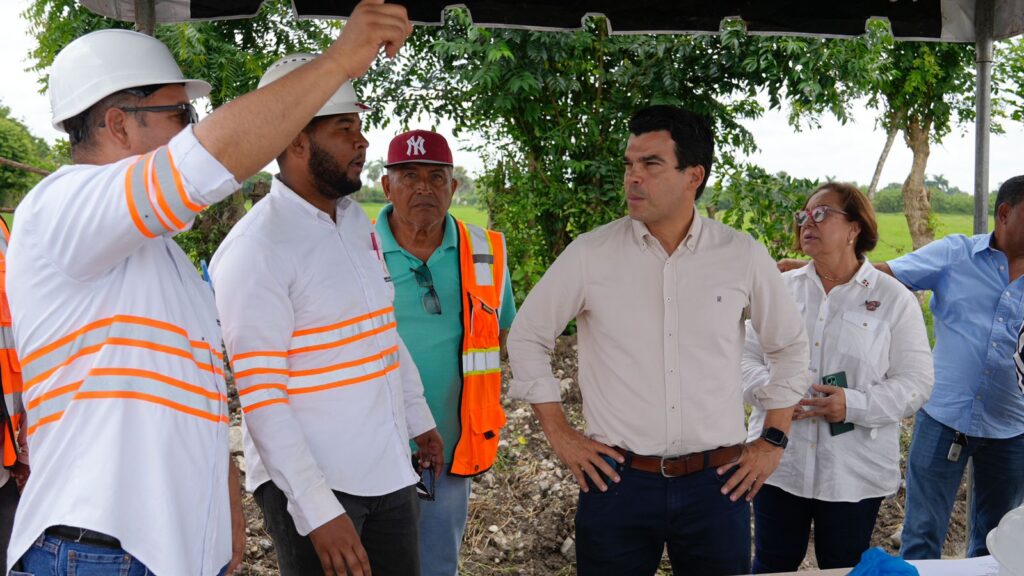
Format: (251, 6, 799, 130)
(210, 178, 435, 536)
(6, 128, 238, 575)
(744, 260, 933, 501)
(508, 213, 809, 456)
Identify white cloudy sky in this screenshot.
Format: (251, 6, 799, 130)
(2, 0, 1022, 192)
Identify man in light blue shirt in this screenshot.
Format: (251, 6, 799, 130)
(374, 130, 515, 576)
(884, 175, 1024, 559)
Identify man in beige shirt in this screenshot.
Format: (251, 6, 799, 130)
(507, 105, 809, 575)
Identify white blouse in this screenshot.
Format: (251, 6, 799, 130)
(744, 259, 934, 501)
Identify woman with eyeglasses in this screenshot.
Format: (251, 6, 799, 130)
(742, 182, 934, 572)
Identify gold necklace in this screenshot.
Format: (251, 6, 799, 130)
(817, 267, 850, 283)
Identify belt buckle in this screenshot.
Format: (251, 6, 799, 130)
(660, 455, 681, 478)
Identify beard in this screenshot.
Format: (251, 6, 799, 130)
(308, 139, 362, 200)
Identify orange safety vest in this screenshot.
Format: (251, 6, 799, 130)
(0, 218, 23, 468)
(450, 219, 508, 476)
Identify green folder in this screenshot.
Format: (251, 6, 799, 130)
(822, 371, 855, 436)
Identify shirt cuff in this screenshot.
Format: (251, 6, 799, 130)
(169, 126, 240, 207)
(844, 388, 868, 425)
(508, 376, 563, 404)
(406, 403, 437, 440)
(754, 375, 810, 410)
(288, 479, 346, 536)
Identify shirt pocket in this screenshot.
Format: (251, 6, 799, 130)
(839, 311, 891, 385)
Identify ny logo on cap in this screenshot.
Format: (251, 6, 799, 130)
(406, 135, 426, 156)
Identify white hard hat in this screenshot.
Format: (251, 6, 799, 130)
(49, 29, 211, 132)
(258, 53, 371, 117)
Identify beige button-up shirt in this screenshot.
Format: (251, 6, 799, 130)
(508, 213, 809, 457)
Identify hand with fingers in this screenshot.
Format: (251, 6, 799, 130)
(716, 439, 784, 502)
(776, 258, 809, 273)
(412, 428, 445, 480)
(546, 423, 625, 493)
(309, 514, 372, 576)
(330, 0, 414, 80)
(796, 384, 847, 423)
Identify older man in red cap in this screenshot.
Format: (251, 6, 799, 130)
(374, 130, 516, 575)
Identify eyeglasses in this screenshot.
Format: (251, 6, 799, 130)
(117, 103, 199, 126)
(412, 457, 436, 501)
(410, 265, 442, 315)
(794, 205, 848, 227)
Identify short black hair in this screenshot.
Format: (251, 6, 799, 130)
(627, 105, 714, 199)
(995, 175, 1024, 209)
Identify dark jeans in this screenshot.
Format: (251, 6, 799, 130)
(574, 458, 751, 576)
(752, 483, 882, 573)
(0, 478, 20, 570)
(901, 409, 1024, 559)
(254, 481, 420, 576)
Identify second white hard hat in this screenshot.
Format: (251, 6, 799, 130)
(49, 29, 211, 132)
(258, 53, 371, 117)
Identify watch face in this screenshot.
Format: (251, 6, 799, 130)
(763, 427, 786, 446)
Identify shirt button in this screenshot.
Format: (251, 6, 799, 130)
(667, 297, 672, 302)
(999, 317, 1005, 323)
(993, 341, 998, 348)
(819, 317, 824, 322)
(668, 369, 675, 374)
(815, 342, 820, 347)
(811, 418, 817, 423)
(1000, 265, 1005, 271)
(668, 332, 673, 337)
(810, 443, 817, 448)
(812, 368, 818, 373)
(976, 395, 982, 400)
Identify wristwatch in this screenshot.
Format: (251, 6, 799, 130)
(760, 427, 789, 449)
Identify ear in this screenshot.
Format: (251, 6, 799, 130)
(102, 107, 132, 152)
(381, 174, 392, 201)
(288, 131, 310, 160)
(449, 178, 459, 196)
(688, 165, 706, 192)
(996, 202, 1012, 227)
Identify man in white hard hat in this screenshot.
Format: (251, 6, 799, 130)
(4, 3, 412, 575)
(211, 54, 442, 576)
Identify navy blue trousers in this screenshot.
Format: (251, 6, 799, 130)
(752, 483, 882, 573)
(575, 458, 751, 576)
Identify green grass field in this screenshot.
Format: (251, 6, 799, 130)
(869, 212, 993, 262)
(358, 202, 489, 228)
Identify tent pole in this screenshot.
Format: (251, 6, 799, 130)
(134, 0, 155, 36)
(974, 0, 994, 235)
(965, 0, 995, 557)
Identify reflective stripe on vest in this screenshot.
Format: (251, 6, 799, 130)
(1, 220, 26, 465)
(450, 220, 507, 477)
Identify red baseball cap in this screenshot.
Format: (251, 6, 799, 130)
(385, 130, 453, 168)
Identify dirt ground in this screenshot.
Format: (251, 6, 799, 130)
(230, 335, 969, 575)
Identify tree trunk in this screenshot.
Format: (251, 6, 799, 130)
(867, 109, 904, 199)
(901, 117, 935, 250)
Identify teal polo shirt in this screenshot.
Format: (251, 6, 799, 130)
(375, 204, 516, 464)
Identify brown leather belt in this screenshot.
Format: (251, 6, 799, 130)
(617, 445, 743, 478)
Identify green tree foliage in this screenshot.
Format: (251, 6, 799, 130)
(23, 0, 339, 261)
(24, 0, 338, 107)
(866, 28, 978, 248)
(0, 104, 57, 207)
(361, 12, 880, 292)
(705, 166, 818, 260)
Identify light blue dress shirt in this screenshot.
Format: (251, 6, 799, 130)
(889, 233, 1024, 438)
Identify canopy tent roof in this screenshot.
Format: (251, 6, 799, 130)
(80, 0, 1024, 42)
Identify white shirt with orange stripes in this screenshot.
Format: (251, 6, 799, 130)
(210, 178, 435, 536)
(4, 128, 239, 574)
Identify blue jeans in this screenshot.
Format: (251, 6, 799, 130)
(574, 458, 751, 576)
(14, 533, 230, 576)
(901, 409, 1024, 559)
(752, 483, 882, 573)
(418, 473, 472, 576)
